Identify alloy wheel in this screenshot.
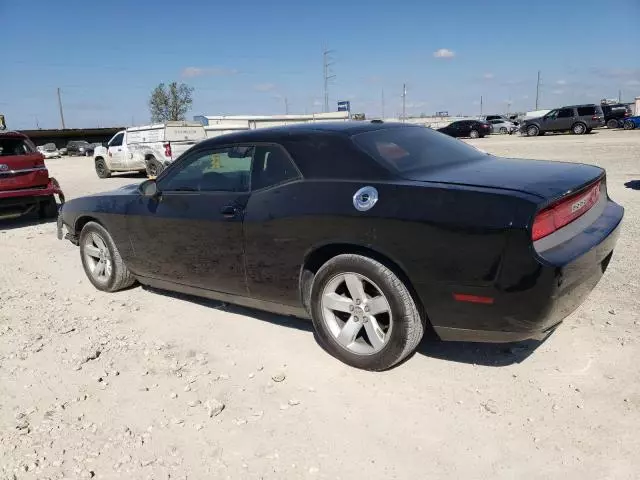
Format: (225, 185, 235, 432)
(321, 272, 392, 355)
(83, 232, 113, 283)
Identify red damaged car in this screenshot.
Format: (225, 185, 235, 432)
(0, 130, 65, 220)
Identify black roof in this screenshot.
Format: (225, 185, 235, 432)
(200, 121, 415, 146)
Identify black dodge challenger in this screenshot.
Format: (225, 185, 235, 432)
(57, 122, 624, 370)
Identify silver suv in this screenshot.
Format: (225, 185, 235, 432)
(520, 104, 605, 136)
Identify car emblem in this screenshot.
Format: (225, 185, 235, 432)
(0, 164, 8, 171)
(353, 186, 379, 212)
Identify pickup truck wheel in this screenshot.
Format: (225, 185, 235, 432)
(572, 123, 587, 135)
(310, 254, 424, 371)
(79, 222, 135, 292)
(38, 196, 58, 219)
(95, 158, 111, 178)
(145, 157, 163, 178)
(607, 119, 620, 129)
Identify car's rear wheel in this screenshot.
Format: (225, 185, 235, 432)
(145, 156, 163, 178)
(527, 125, 539, 137)
(499, 127, 508, 134)
(572, 122, 587, 135)
(469, 129, 480, 139)
(624, 120, 635, 130)
(310, 254, 424, 371)
(607, 119, 619, 129)
(38, 196, 58, 219)
(79, 222, 135, 292)
(95, 158, 111, 178)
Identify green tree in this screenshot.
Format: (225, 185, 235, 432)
(148, 82, 194, 122)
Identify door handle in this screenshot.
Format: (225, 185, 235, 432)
(220, 205, 240, 218)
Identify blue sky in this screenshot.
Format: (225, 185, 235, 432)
(1, 0, 639, 129)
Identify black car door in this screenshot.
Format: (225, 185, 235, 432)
(125, 145, 253, 296)
(442, 122, 460, 137)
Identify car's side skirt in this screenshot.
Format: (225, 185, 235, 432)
(135, 275, 310, 320)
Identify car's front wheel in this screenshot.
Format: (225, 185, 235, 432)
(310, 254, 424, 371)
(79, 222, 135, 292)
(95, 158, 111, 178)
(526, 125, 539, 137)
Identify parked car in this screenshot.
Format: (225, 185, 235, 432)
(1, 130, 65, 220)
(59, 147, 68, 156)
(601, 103, 632, 129)
(623, 116, 640, 130)
(437, 120, 491, 138)
(66, 140, 92, 156)
(487, 118, 517, 134)
(57, 122, 623, 370)
(520, 104, 605, 136)
(37, 143, 61, 159)
(93, 121, 206, 179)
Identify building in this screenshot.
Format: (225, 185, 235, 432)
(193, 112, 350, 138)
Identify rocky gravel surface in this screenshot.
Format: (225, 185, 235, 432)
(1, 129, 639, 479)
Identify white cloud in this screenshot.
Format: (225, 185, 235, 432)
(433, 48, 455, 59)
(312, 99, 323, 106)
(552, 89, 564, 95)
(253, 83, 276, 92)
(556, 79, 567, 85)
(181, 67, 238, 78)
(483, 73, 494, 80)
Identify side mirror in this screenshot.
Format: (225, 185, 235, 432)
(139, 179, 158, 197)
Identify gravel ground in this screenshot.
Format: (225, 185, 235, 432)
(1, 129, 639, 479)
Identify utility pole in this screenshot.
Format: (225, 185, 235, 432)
(57, 87, 66, 129)
(381, 88, 385, 119)
(535, 71, 541, 110)
(284, 97, 289, 115)
(480, 95, 483, 116)
(401, 84, 407, 122)
(618, 90, 622, 103)
(322, 48, 335, 113)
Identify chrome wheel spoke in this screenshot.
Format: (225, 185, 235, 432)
(94, 261, 105, 277)
(323, 292, 353, 313)
(367, 295, 390, 316)
(84, 245, 101, 259)
(92, 234, 107, 251)
(336, 316, 363, 348)
(364, 315, 386, 349)
(344, 273, 366, 302)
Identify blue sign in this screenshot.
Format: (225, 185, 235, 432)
(337, 101, 351, 112)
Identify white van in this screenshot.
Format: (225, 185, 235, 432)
(93, 121, 206, 178)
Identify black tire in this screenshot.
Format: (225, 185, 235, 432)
(145, 156, 163, 178)
(469, 129, 480, 139)
(310, 254, 424, 371)
(572, 122, 587, 135)
(499, 127, 508, 134)
(79, 222, 135, 292)
(526, 125, 539, 137)
(95, 157, 111, 178)
(38, 196, 58, 219)
(607, 119, 619, 129)
(623, 120, 635, 130)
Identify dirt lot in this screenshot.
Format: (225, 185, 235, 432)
(1, 129, 639, 479)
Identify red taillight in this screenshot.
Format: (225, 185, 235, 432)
(453, 293, 494, 304)
(532, 182, 601, 241)
(163, 142, 172, 158)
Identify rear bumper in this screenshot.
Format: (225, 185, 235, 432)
(426, 199, 624, 343)
(0, 178, 64, 218)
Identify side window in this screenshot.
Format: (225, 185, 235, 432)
(159, 146, 252, 192)
(109, 133, 124, 147)
(577, 106, 595, 116)
(558, 108, 574, 118)
(490, 119, 501, 124)
(251, 145, 299, 190)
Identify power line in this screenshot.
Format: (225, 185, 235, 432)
(323, 48, 336, 113)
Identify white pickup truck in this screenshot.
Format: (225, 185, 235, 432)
(93, 121, 206, 179)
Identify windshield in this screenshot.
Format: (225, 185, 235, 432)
(352, 126, 486, 174)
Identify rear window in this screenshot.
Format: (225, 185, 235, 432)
(577, 106, 596, 116)
(352, 126, 486, 174)
(0, 137, 35, 156)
